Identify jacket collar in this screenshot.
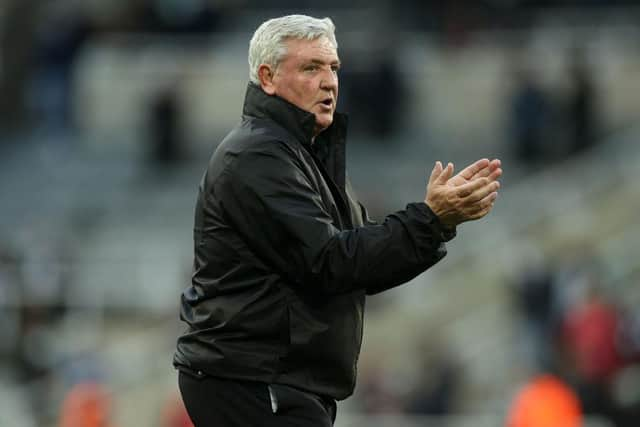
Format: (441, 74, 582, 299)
(241, 83, 347, 148)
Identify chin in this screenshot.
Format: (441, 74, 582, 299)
(315, 115, 334, 132)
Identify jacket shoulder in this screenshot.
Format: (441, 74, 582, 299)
(231, 116, 303, 148)
(204, 117, 305, 186)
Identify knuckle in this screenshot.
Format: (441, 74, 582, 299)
(458, 187, 472, 197)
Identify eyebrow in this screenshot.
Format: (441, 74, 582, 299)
(308, 58, 341, 67)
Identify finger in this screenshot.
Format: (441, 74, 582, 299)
(456, 177, 489, 198)
(466, 180, 500, 203)
(469, 158, 501, 180)
(436, 162, 454, 185)
(429, 161, 443, 185)
(484, 159, 503, 182)
(458, 158, 489, 180)
(468, 192, 498, 219)
(470, 165, 502, 183)
(480, 159, 501, 177)
(477, 191, 498, 209)
(488, 167, 503, 182)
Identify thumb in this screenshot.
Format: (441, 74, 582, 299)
(436, 162, 454, 184)
(429, 161, 443, 185)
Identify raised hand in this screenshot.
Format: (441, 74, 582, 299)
(448, 158, 502, 187)
(424, 160, 501, 227)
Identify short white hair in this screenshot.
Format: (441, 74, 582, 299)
(248, 14, 337, 85)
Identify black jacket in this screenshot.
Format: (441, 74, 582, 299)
(173, 83, 455, 400)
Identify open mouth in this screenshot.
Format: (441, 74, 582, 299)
(319, 99, 333, 108)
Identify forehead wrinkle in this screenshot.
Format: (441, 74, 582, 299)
(284, 38, 337, 63)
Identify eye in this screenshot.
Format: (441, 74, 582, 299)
(331, 65, 340, 73)
(304, 64, 319, 72)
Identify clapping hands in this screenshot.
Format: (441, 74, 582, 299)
(425, 158, 502, 227)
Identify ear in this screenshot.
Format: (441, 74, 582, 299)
(258, 64, 277, 95)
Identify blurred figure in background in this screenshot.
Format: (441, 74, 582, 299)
(506, 373, 582, 427)
(560, 283, 625, 424)
(132, 0, 222, 34)
(612, 309, 640, 427)
(0, 243, 23, 364)
(13, 237, 75, 424)
(0, 0, 41, 132)
(508, 63, 553, 167)
(355, 361, 403, 414)
(565, 46, 598, 156)
(339, 45, 406, 140)
(59, 382, 115, 427)
(405, 340, 461, 416)
(511, 258, 556, 371)
(149, 82, 185, 166)
(28, 4, 94, 134)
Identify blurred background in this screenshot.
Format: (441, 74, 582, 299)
(1, 0, 640, 426)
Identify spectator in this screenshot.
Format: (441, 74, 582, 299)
(149, 83, 184, 165)
(506, 373, 582, 427)
(512, 262, 556, 371)
(560, 284, 625, 421)
(355, 363, 403, 414)
(565, 46, 598, 156)
(508, 65, 552, 166)
(406, 343, 461, 415)
(59, 382, 115, 427)
(29, 5, 94, 132)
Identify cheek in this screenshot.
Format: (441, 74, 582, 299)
(287, 79, 313, 105)
(302, 80, 320, 105)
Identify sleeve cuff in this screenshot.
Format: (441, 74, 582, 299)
(410, 202, 457, 242)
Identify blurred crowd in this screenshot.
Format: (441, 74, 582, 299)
(0, 0, 625, 168)
(0, 239, 193, 426)
(509, 249, 640, 426)
(346, 246, 640, 427)
(1, 1, 640, 426)
(0, 0, 633, 142)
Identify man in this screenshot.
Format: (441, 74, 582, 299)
(174, 14, 502, 427)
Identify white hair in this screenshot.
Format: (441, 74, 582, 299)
(248, 15, 337, 85)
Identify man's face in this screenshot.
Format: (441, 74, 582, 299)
(267, 36, 340, 136)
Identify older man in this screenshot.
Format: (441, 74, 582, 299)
(174, 14, 502, 427)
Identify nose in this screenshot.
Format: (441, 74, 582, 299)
(320, 69, 338, 92)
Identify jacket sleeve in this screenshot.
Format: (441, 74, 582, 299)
(357, 202, 378, 227)
(214, 142, 454, 296)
